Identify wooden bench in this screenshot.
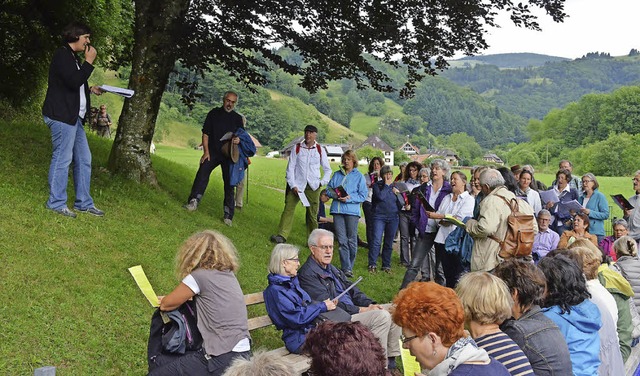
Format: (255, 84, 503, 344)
(244, 292, 311, 375)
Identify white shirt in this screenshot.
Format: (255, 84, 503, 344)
(525, 189, 542, 215)
(435, 191, 475, 244)
(285, 141, 331, 191)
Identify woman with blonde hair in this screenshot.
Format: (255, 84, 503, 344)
(264, 244, 336, 354)
(455, 272, 534, 375)
(327, 149, 367, 277)
(392, 282, 509, 375)
(151, 230, 251, 376)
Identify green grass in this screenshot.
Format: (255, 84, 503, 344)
(0, 118, 404, 375)
(349, 98, 402, 136)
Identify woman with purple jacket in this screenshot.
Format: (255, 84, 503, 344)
(400, 159, 452, 289)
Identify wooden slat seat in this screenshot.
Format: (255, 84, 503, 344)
(244, 291, 311, 375)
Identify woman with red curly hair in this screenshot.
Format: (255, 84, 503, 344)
(392, 282, 509, 375)
(303, 321, 391, 376)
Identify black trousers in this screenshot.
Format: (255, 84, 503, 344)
(149, 348, 250, 376)
(188, 156, 234, 219)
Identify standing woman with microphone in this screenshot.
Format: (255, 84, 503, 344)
(42, 22, 105, 218)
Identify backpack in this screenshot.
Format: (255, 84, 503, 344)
(295, 142, 322, 156)
(147, 300, 203, 371)
(488, 196, 535, 259)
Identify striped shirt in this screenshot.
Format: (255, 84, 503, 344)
(475, 331, 535, 376)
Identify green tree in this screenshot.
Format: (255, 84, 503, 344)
(356, 146, 384, 162)
(4, 0, 568, 183)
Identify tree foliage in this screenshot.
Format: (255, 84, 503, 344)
(0, 0, 134, 107)
(3, 0, 567, 182)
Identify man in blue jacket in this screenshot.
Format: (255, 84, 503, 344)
(298, 229, 402, 374)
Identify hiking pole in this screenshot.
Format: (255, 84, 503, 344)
(245, 165, 249, 205)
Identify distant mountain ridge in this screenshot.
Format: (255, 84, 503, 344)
(454, 53, 570, 68)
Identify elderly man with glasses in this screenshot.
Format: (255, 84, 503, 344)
(298, 229, 402, 375)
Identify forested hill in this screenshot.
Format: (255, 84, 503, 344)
(455, 53, 569, 68)
(442, 53, 640, 119)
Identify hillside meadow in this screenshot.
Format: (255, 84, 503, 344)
(1, 114, 636, 374)
(0, 119, 402, 375)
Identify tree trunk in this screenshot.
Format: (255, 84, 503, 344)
(108, 0, 190, 184)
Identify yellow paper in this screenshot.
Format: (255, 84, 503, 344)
(128, 265, 159, 307)
(400, 340, 423, 376)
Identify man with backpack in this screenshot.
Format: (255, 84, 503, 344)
(466, 168, 537, 272)
(270, 125, 331, 244)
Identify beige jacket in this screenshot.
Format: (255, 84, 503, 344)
(466, 186, 538, 272)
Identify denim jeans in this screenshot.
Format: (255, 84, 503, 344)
(334, 214, 360, 272)
(44, 116, 94, 210)
(400, 232, 436, 289)
(368, 216, 399, 269)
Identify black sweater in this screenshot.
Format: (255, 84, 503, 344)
(42, 44, 94, 125)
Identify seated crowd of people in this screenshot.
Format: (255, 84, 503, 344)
(147, 158, 640, 376)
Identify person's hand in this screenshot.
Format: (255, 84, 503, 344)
(392, 187, 400, 194)
(360, 304, 383, 313)
(84, 44, 97, 64)
(569, 209, 576, 217)
(324, 299, 337, 311)
(231, 136, 240, 145)
(200, 151, 210, 164)
(157, 296, 164, 305)
(90, 86, 103, 95)
(292, 187, 299, 195)
(338, 195, 350, 202)
(545, 201, 554, 209)
(581, 208, 590, 215)
(625, 208, 633, 218)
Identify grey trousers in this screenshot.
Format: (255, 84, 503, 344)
(351, 304, 401, 358)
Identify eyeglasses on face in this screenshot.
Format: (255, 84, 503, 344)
(401, 333, 419, 344)
(286, 257, 300, 263)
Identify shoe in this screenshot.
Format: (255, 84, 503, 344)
(235, 206, 242, 210)
(344, 270, 354, 278)
(357, 240, 369, 248)
(382, 267, 392, 274)
(74, 206, 105, 217)
(224, 218, 232, 227)
(183, 198, 198, 211)
(368, 265, 377, 274)
(389, 368, 402, 376)
(51, 207, 76, 218)
(270, 235, 286, 244)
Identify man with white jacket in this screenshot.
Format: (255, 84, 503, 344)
(270, 125, 331, 243)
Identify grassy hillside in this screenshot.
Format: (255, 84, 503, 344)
(267, 89, 367, 145)
(349, 98, 404, 136)
(0, 117, 403, 375)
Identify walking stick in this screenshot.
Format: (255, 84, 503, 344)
(245, 165, 249, 205)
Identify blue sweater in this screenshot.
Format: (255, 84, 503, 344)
(263, 274, 327, 353)
(371, 180, 403, 218)
(578, 189, 609, 237)
(327, 168, 367, 217)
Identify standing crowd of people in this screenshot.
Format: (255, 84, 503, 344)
(43, 21, 640, 376)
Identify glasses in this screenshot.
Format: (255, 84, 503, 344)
(582, 180, 592, 184)
(286, 257, 300, 263)
(401, 334, 418, 344)
(313, 245, 334, 251)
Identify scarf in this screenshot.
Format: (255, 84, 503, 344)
(428, 337, 490, 376)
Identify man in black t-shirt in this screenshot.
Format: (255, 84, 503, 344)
(184, 91, 243, 226)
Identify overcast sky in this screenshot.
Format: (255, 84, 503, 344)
(470, 0, 640, 59)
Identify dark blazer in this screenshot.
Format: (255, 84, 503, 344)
(298, 255, 373, 316)
(42, 44, 94, 125)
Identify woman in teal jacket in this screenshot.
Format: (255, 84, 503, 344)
(578, 173, 609, 244)
(326, 150, 367, 277)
